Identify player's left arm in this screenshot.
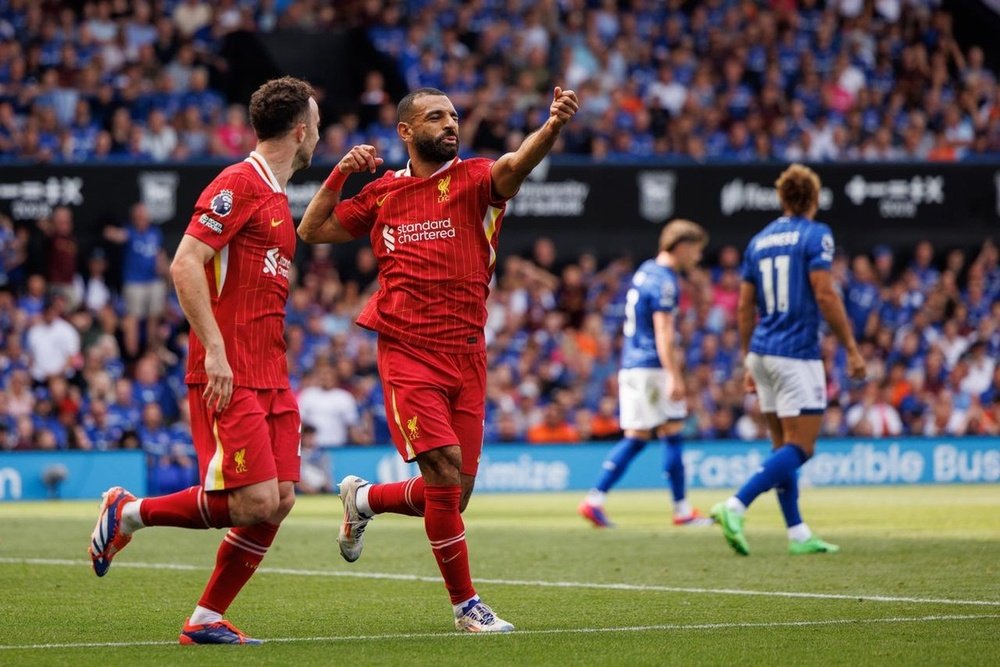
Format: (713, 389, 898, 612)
(808, 226, 865, 380)
(737, 281, 756, 359)
(737, 281, 757, 393)
(490, 87, 579, 200)
(653, 310, 684, 401)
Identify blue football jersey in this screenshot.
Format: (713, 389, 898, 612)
(741, 216, 834, 360)
(621, 259, 680, 369)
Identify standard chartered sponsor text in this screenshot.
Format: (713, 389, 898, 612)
(396, 217, 456, 243)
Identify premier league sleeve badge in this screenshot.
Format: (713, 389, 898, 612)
(210, 189, 234, 217)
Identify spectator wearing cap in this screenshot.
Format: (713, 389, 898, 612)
(104, 202, 167, 321)
(26, 293, 80, 384)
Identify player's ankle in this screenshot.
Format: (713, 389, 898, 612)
(120, 499, 145, 535)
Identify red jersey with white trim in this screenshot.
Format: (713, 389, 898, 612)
(335, 157, 508, 353)
(183, 151, 295, 389)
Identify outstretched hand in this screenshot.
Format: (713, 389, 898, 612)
(338, 144, 383, 175)
(548, 86, 579, 130)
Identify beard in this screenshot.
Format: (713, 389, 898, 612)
(292, 143, 313, 172)
(414, 131, 459, 163)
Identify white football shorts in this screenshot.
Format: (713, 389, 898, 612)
(618, 367, 687, 431)
(745, 352, 827, 418)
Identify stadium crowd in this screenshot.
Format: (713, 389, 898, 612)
(1, 197, 999, 491)
(1, 0, 1000, 163)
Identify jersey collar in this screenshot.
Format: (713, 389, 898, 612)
(245, 151, 283, 193)
(394, 156, 461, 178)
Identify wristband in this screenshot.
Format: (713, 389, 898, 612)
(323, 168, 348, 192)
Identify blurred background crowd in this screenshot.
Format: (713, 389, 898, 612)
(0, 0, 999, 163)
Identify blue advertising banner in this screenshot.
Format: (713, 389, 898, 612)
(2, 438, 997, 501)
(328, 438, 1000, 493)
(0, 450, 146, 501)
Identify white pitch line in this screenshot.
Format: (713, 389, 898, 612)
(1, 615, 998, 651)
(3, 557, 1000, 608)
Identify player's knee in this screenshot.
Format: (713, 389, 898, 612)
(275, 488, 296, 521)
(417, 447, 462, 485)
(231, 486, 280, 525)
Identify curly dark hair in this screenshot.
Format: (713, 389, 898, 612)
(248, 76, 315, 141)
(775, 163, 821, 217)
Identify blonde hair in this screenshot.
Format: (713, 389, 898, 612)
(659, 219, 709, 253)
(775, 163, 821, 217)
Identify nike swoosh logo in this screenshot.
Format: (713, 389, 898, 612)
(376, 194, 390, 207)
(442, 554, 460, 564)
(270, 218, 284, 227)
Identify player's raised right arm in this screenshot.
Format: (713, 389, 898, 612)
(298, 144, 382, 244)
(171, 234, 232, 411)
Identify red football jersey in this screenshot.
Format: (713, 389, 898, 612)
(335, 157, 509, 353)
(183, 152, 295, 389)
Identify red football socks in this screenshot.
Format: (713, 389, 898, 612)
(423, 485, 475, 604)
(367, 476, 425, 516)
(139, 486, 232, 529)
(198, 522, 280, 615)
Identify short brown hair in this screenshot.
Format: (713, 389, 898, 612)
(775, 163, 821, 217)
(659, 219, 709, 253)
(249, 76, 315, 141)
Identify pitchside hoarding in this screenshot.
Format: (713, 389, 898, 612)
(330, 438, 1000, 493)
(0, 163, 995, 266)
(0, 439, 996, 501)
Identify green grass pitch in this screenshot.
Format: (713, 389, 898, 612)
(1, 485, 998, 666)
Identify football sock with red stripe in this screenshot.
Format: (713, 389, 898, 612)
(367, 476, 425, 516)
(424, 484, 475, 604)
(138, 486, 232, 529)
(197, 522, 280, 615)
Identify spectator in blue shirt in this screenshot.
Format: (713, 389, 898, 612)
(846, 255, 881, 339)
(104, 202, 167, 320)
(132, 355, 178, 422)
(107, 377, 141, 434)
(82, 399, 123, 451)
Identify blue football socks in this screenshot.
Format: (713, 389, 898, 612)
(776, 470, 803, 527)
(595, 437, 646, 492)
(735, 444, 807, 509)
(662, 434, 685, 502)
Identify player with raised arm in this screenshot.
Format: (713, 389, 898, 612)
(579, 220, 713, 528)
(298, 86, 579, 632)
(88, 77, 320, 643)
(711, 163, 866, 556)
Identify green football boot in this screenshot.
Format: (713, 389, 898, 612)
(710, 502, 749, 556)
(789, 535, 840, 555)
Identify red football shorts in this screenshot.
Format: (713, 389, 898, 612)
(188, 386, 301, 491)
(376, 336, 486, 476)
